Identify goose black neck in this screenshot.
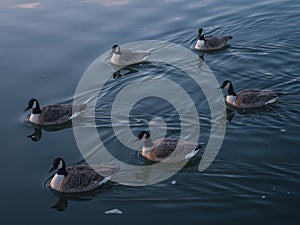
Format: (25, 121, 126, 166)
(144, 137, 154, 148)
(199, 34, 205, 41)
(32, 107, 41, 114)
(57, 161, 68, 176)
(32, 102, 41, 114)
(227, 84, 236, 96)
(57, 168, 68, 177)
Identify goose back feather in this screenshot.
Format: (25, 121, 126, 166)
(220, 80, 279, 109)
(201, 35, 232, 51)
(235, 89, 279, 108)
(138, 131, 202, 163)
(195, 28, 232, 51)
(25, 98, 86, 126)
(150, 138, 202, 163)
(48, 157, 119, 193)
(38, 104, 86, 125)
(110, 44, 149, 66)
(58, 165, 118, 193)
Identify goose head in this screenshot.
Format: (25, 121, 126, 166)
(138, 130, 151, 141)
(111, 44, 121, 54)
(48, 157, 67, 175)
(220, 80, 233, 90)
(220, 80, 237, 97)
(24, 98, 41, 113)
(138, 131, 154, 155)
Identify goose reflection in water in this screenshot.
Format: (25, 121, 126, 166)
(225, 107, 236, 122)
(225, 100, 279, 114)
(25, 121, 72, 142)
(27, 128, 42, 142)
(196, 45, 232, 62)
(113, 66, 139, 79)
(223, 101, 280, 124)
(50, 195, 91, 212)
(49, 183, 115, 212)
(111, 60, 151, 79)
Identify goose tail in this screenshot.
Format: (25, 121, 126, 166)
(69, 111, 81, 120)
(83, 95, 95, 105)
(99, 175, 112, 186)
(277, 91, 287, 95)
(195, 143, 205, 150)
(184, 143, 204, 159)
(185, 149, 200, 159)
(265, 97, 278, 105)
(224, 36, 233, 42)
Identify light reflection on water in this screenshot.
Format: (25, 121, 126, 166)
(81, 0, 129, 7)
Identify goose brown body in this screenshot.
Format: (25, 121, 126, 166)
(138, 131, 202, 163)
(110, 44, 149, 66)
(56, 165, 118, 193)
(234, 89, 279, 109)
(37, 104, 86, 125)
(220, 80, 279, 109)
(48, 158, 119, 193)
(199, 35, 232, 51)
(25, 98, 86, 126)
(195, 28, 232, 51)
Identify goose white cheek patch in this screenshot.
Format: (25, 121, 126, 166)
(58, 160, 63, 169)
(32, 101, 37, 108)
(224, 82, 230, 90)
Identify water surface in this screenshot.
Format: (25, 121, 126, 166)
(0, 0, 300, 224)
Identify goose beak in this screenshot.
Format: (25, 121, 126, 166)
(24, 105, 31, 111)
(48, 166, 56, 173)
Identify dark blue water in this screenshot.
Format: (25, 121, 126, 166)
(1, 0, 300, 224)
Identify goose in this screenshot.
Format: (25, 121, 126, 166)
(220, 80, 279, 109)
(195, 28, 232, 51)
(24, 98, 86, 126)
(137, 131, 203, 163)
(48, 157, 119, 193)
(110, 44, 149, 66)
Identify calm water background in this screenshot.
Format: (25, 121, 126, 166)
(1, 0, 300, 224)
